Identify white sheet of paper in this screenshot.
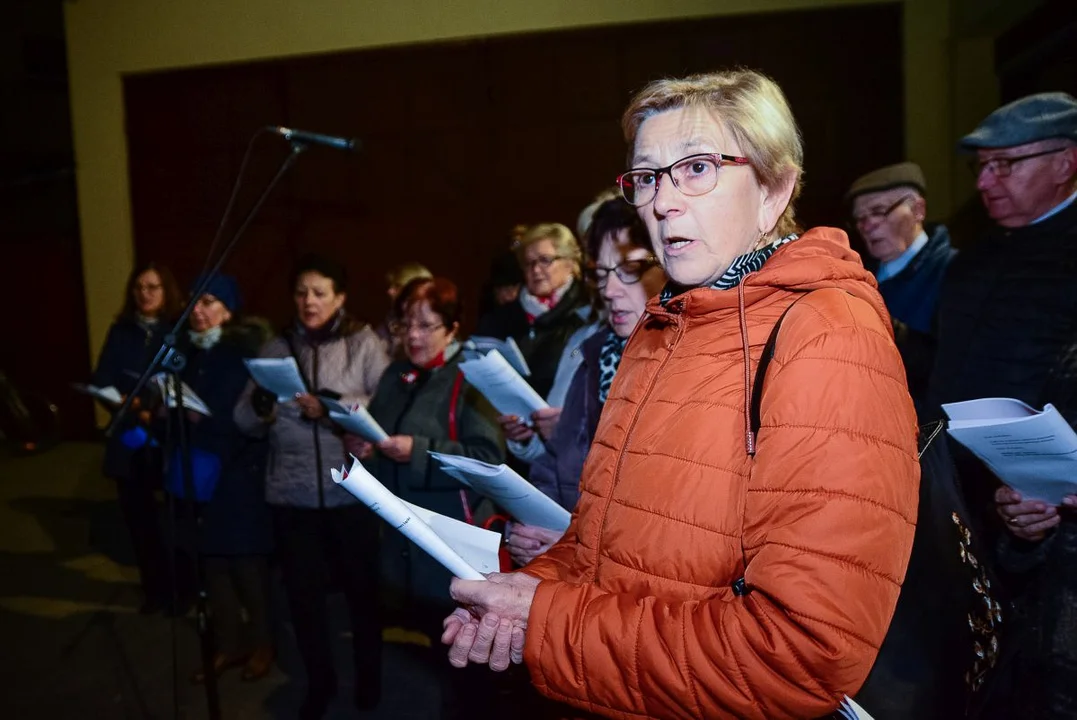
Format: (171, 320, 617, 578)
(466, 336, 531, 377)
(838, 696, 875, 720)
(459, 350, 548, 421)
(72, 383, 123, 405)
(152, 374, 212, 416)
(318, 396, 389, 442)
(244, 357, 307, 402)
(331, 456, 497, 580)
(429, 451, 572, 532)
(944, 398, 1077, 505)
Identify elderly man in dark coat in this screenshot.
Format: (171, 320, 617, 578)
(925, 92, 1077, 720)
(847, 161, 956, 400)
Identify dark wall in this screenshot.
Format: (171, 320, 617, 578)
(1, 0, 93, 440)
(123, 3, 903, 333)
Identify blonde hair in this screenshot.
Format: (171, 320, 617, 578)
(622, 69, 804, 239)
(386, 261, 432, 290)
(514, 223, 583, 277)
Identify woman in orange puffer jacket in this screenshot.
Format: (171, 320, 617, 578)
(443, 69, 920, 720)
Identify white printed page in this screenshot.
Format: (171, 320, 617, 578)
(945, 401, 1077, 504)
(243, 357, 307, 401)
(320, 397, 389, 443)
(72, 383, 123, 405)
(429, 452, 572, 532)
(152, 374, 212, 416)
(458, 350, 548, 422)
(943, 397, 1039, 427)
(467, 336, 531, 377)
(331, 456, 490, 580)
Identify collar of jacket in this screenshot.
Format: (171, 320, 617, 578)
(641, 226, 891, 456)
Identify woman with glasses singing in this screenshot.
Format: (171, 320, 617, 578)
(444, 69, 920, 719)
(476, 223, 593, 400)
(90, 261, 182, 615)
(505, 197, 665, 567)
(346, 276, 504, 718)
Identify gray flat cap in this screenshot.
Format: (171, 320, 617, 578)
(960, 92, 1077, 151)
(844, 162, 926, 204)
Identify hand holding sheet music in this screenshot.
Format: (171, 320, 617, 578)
(943, 398, 1077, 505)
(319, 396, 389, 443)
(429, 452, 571, 531)
(243, 357, 307, 401)
(152, 373, 212, 416)
(459, 350, 548, 423)
(331, 456, 500, 580)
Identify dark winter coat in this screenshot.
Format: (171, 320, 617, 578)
(925, 201, 1077, 414)
(364, 350, 504, 611)
(874, 223, 956, 335)
(994, 338, 1077, 720)
(527, 329, 608, 512)
(91, 316, 166, 480)
(173, 322, 273, 556)
(476, 281, 591, 400)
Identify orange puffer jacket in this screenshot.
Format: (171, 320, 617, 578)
(522, 227, 920, 720)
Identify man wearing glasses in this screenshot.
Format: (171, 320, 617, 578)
(924, 91, 1077, 719)
(846, 161, 956, 401)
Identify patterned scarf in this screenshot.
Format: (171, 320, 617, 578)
(597, 329, 627, 404)
(659, 234, 798, 305)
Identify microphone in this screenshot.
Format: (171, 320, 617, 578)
(266, 126, 360, 152)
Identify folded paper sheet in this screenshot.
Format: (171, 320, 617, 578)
(243, 357, 307, 402)
(464, 336, 531, 377)
(319, 396, 389, 443)
(331, 455, 500, 580)
(944, 397, 1077, 505)
(429, 452, 571, 532)
(459, 350, 548, 422)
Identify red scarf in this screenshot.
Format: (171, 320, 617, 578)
(525, 294, 557, 325)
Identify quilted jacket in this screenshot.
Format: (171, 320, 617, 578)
(522, 227, 921, 720)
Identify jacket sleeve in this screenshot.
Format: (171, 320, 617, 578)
(90, 324, 123, 390)
(408, 384, 506, 490)
(507, 435, 548, 463)
(523, 295, 920, 720)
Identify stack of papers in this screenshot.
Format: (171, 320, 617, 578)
(319, 397, 389, 443)
(331, 455, 500, 580)
(464, 336, 530, 377)
(72, 383, 123, 405)
(151, 373, 212, 416)
(459, 350, 548, 422)
(244, 357, 307, 401)
(838, 696, 874, 720)
(943, 397, 1077, 504)
(429, 452, 571, 531)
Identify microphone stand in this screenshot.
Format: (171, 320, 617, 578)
(107, 139, 307, 719)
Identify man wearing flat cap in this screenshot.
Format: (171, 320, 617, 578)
(847, 161, 956, 400)
(925, 92, 1077, 720)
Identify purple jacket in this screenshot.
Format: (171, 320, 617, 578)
(528, 330, 610, 511)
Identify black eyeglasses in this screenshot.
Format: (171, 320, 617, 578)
(851, 195, 914, 227)
(523, 255, 566, 272)
(617, 152, 751, 207)
(969, 147, 1069, 178)
(588, 257, 659, 289)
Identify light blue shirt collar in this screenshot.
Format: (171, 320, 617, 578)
(876, 230, 928, 283)
(1032, 187, 1077, 225)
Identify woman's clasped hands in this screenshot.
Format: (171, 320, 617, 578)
(442, 572, 540, 672)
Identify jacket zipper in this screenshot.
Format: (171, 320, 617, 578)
(588, 313, 685, 583)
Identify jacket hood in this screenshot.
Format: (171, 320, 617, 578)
(647, 226, 891, 330)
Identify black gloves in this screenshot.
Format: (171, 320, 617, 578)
(251, 387, 277, 418)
